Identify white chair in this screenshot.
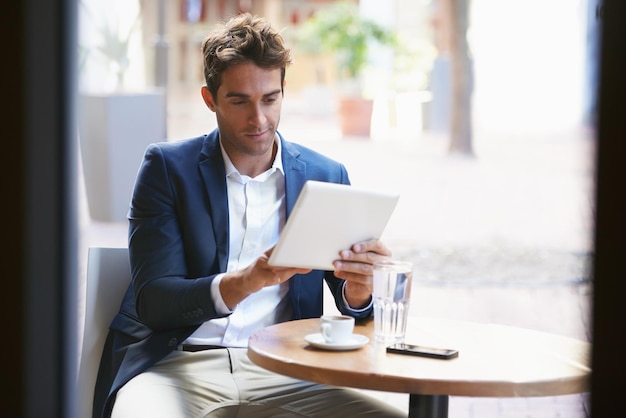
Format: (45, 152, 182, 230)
(77, 247, 130, 418)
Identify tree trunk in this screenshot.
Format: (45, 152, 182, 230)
(448, 0, 474, 156)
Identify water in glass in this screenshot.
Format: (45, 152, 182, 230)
(373, 261, 413, 343)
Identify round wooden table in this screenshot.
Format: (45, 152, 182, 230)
(248, 317, 590, 418)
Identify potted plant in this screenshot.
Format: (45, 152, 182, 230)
(295, 1, 397, 137)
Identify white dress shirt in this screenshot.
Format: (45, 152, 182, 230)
(183, 136, 290, 347)
(183, 136, 369, 347)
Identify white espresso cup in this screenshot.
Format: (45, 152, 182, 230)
(320, 315, 355, 344)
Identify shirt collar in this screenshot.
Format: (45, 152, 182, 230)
(220, 134, 284, 181)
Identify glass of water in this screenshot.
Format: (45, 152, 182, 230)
(373, 260, 413, 343)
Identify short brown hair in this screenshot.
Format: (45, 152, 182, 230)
(201, 13, 293, 99)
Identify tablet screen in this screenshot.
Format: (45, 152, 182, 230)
(268, 180, 399, 270)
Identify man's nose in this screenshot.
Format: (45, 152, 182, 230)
(249, 103, 267, 126)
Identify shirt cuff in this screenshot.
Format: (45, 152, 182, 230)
(341, 281, 373, 313)
(211, 273, 233, 315)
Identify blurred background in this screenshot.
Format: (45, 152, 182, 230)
(77, 0, 597, 284)
(76, 1, 597, 416)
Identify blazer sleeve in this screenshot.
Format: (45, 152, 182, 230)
(128, 142, 225, 331)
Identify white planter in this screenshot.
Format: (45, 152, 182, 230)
(78, 90, 166, 222)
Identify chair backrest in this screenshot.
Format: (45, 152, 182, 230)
(77, 247, 130, 418)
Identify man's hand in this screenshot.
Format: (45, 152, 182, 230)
(219, 246, 311, 310)
(332, 239, 392, 309)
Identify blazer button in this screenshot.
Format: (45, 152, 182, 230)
(168, 338, 179, 347)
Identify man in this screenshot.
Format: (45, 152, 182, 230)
(93, 13, 404, 418)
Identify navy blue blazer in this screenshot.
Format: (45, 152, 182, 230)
(92, 130, 373, 418)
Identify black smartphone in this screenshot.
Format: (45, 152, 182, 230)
(386, 343, 459, 359)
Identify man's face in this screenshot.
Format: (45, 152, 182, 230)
(202, 62, 283, 173)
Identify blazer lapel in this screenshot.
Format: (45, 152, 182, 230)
(198, 132, 229, 272)
(280, 137, 307, 218)
(280, 136, 311, 315)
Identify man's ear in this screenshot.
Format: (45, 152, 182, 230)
(201, 86, 216, 112)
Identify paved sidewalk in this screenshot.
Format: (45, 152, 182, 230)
(78, 88, 595, 417)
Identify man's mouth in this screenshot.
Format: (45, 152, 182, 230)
(246, 128, 270, 139)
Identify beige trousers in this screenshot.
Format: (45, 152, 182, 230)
(111, 348, 405, 418)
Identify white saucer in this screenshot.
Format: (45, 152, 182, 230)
(304, 333, 369, 351)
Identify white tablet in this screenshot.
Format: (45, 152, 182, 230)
(268, 180, 400, 270)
